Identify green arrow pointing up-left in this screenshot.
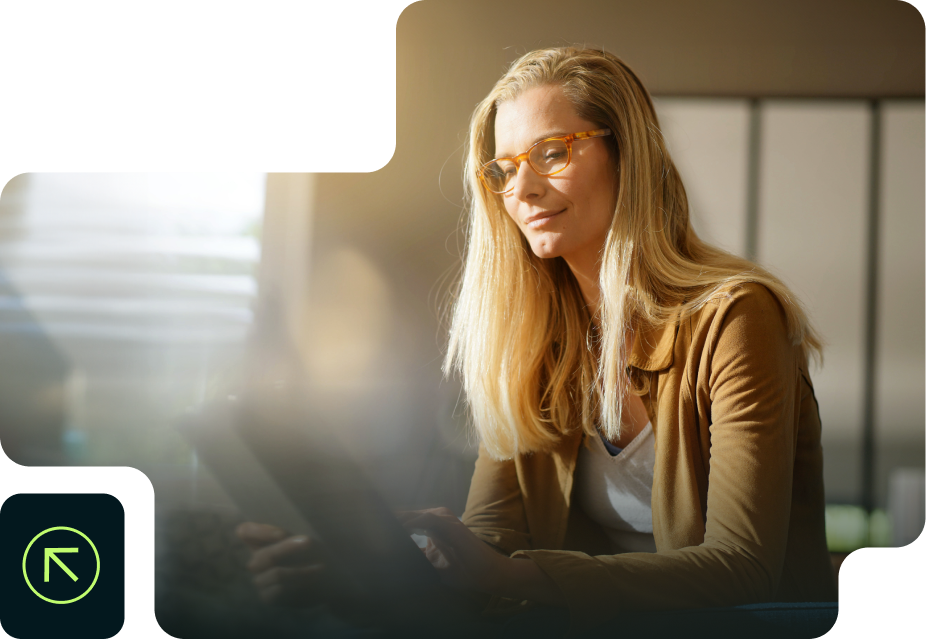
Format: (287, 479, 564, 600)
(44, 548, 78, 582)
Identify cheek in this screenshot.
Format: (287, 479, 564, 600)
(585, 179, 617, 230)
(594, 194, 616, 229)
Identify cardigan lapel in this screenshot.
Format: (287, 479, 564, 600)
(516, 426, 584, 551)
(627, 313, 680, 372)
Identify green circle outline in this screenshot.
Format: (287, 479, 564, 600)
(22, 526, 100, 604)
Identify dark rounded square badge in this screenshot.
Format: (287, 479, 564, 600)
(0, 494, 125, 639)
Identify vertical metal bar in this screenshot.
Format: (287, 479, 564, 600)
(744, 98, 761, 261)
(861, 100, 882, 519)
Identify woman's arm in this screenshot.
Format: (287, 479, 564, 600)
(460, 442, 533, 555)
(503, 556, 563, 604)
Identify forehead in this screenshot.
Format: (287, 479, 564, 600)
(493, 84, 595, 157)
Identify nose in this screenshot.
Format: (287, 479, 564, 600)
(508, 160, 545, 201)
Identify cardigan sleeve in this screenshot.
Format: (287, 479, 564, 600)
(462, 443, 533, 556)
(462, 444, 549, 618)
(512, 286, 804, 634)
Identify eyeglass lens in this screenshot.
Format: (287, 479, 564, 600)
(483, 138, 570, 193)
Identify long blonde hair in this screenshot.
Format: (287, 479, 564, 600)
(445, 47, 821, 460)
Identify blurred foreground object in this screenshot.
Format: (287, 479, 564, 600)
(889, 467, 925, 547)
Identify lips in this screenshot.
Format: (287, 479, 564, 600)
(524, 209, 564, 228)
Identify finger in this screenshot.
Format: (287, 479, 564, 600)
(236, 522, 288, 550)
(402, 513, 488, 570)
(424, 537, 451, 570)
(236, 522, 288, 542)
(248, 536, 314, 572)
(399, 511, 463, 541)
(396, 506, 471, 543)
(396, 507, 456, 523)
(396, 510, 431, 535)
(395, 510, 430, 526)
(247, 535, 315, 573)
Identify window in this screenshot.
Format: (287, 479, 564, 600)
(0, 173, 265, 505)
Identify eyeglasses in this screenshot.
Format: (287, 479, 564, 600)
(478, 128, 612, 194)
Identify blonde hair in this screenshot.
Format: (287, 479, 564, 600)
(445, 47, 821, 460)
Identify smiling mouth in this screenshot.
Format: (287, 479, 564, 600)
(525, 209, 564, 228)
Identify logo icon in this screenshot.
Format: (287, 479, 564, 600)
(22, 526, 101, 604)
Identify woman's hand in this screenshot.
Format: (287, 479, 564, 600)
(397, 508, 563, 606)
(398, 508, 507, 592)
(236, 522, 331, 607)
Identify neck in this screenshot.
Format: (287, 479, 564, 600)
(563, 253, 601, 320)
(564, 250, 637, 365)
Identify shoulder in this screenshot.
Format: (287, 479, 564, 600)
(700, 281, 786, 317)
(687, 282, 796, 368)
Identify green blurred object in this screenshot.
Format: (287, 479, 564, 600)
(825, 505, 893, 551)
(868, 509, 892, 547)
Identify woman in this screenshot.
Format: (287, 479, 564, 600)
(399, 45, 837, 627)
(240, 46, 837, 630)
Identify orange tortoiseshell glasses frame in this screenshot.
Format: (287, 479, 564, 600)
(479, 129, 611, 194)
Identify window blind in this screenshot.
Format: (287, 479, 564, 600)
(0, 173, 265, 476)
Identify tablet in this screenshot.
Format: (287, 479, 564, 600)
(176, 394, 440, 597)
(175, 397, 317, 537)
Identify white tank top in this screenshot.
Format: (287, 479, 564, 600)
(573, 422, 658, 554)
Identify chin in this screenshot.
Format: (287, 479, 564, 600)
(527, 236, 567, 260)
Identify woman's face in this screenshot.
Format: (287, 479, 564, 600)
(493, 84, 618, 270)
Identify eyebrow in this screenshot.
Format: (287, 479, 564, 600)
(495, 130, 571, 159)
